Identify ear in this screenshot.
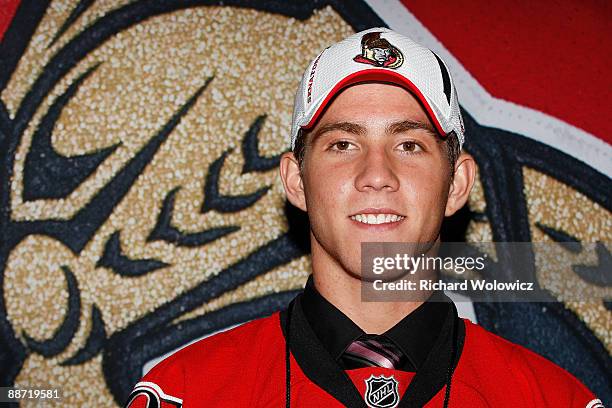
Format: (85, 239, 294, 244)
(279, 151, 307, 212)
(445, 151, 477, 217)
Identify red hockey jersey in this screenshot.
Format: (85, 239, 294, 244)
(125, 302, 600, 408)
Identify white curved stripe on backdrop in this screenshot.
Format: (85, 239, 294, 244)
(365, 0, 611, 178)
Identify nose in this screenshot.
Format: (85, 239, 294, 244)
(354, 146, 400, 192)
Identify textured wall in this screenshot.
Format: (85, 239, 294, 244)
(0, 1, 610, 406)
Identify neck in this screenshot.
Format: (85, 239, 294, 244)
(310, 237, 432, 334)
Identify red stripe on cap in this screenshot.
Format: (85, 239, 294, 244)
(302, 69, 447, 137)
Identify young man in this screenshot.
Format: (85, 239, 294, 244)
(124, 28, 602, 408)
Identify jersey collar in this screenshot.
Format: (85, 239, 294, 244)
(279, 282, 465, 407)
(299, 274, 450, 371)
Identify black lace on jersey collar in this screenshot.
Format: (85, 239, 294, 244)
(280, 290, 465, 408)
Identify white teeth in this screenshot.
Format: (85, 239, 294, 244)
(350, 213, 405, 225)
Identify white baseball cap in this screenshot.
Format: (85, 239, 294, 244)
(290, 27, 465, 150)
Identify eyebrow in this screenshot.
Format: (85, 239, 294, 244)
(387, 119, 437, 136)
(308, 119, 438, 146)
(309, 122, 366, 146)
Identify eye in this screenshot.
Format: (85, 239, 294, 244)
(397, 141, 423, 153)
(330, 140, 356, 151)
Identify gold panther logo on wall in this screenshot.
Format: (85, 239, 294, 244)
(1, 2, 355, 404)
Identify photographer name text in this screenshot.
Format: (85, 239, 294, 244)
(372, 279, 535, 292)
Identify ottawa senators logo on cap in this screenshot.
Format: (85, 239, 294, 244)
(354, 31, 404, 69)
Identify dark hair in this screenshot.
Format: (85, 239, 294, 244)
(440, 131, 461, 180)
(292, 129, 461, 181)
(293, 129, 308, 173)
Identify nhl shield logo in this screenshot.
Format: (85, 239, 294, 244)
(364, 374, 400, 408)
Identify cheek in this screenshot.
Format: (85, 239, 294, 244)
(304, 168, 346, 213)
(306, 158, 352, 192)
(419, 177, 447, 201)
(405, 169, 450, 215)
(304, 169, 356, 237)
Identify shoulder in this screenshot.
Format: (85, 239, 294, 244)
(463, 319, 585, 382)
(152, 311, 282, 373)
(166, 310, 283, 366)
(461, 319, 600, 407)
(124, 312, 283, 407)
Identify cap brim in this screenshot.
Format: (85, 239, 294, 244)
(301, 69, 447, 137)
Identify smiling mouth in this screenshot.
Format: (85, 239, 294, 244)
(349, 213, 406, 225)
